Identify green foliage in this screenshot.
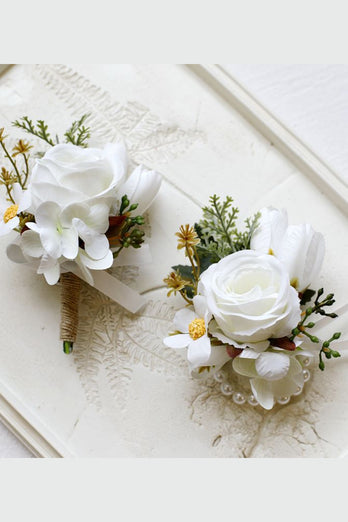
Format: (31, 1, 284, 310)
(319, 332, 341, 371)
(291, 288, 341, 370)
(112, 195, 146, 259)
(64, 114, 91, 148)
(172, 264, 195, 299)
(12, 117, 55, 146)
(167, 195, 261, 305)
(13, 114, 91, 149)
(196, 195, 260, 260)
(300, 288, 316, 306)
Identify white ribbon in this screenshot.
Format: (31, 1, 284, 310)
(87, 270, 146, 313)
(86, 244, 152, 313)
(7, 237, 151, 314)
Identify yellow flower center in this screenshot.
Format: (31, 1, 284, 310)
(3, 204, 18, 223)
(188, 318, 206, 340)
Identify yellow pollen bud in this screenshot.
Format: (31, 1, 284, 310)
(188, 318, 206, 340)
(3, 204, 19, 223)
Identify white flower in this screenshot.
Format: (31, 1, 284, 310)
(118, 165, 162, 216)
(29, 142, 162, 217)
(26, 202, 79, 260)
(251, 207, 325, 292)
(8, 229, 62, 284)
(0, 183, 31, 236)
(8, 224, 114, 286)
(163, 295, 230, 372)
(29, 142, 128, 210)
(7, 141, 162, 287)
(17, 199, 113, 284)
(73, 247, 114, 286)
(198, 250, 301, 351)
(232, 346, 314, 409)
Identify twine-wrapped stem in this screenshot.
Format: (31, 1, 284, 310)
(60, 272, 81, 354)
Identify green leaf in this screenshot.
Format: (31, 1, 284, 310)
(195, 245, 220, 274)
(172, 264, 194, 282)
(300, 288, 316, 305)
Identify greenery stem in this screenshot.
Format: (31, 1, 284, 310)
(180, 291, 193, 305)
(5, 184, 15, 204)
(186, 246, 199, 291)
(22, 153, 29, 187)
(214, 199, 235, 252)
(0, 141, 22, 183)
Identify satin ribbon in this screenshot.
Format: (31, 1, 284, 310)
(87, 245, 151, 313)
(7, 237, 151, 314)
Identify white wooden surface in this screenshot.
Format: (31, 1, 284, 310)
(224, 65, 348, 186)
(0, 64, 347, 457)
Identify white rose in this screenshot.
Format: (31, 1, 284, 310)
(198, 250, 301, 351)
(29, 142, 128, 210)
(251, 207, 325, 292)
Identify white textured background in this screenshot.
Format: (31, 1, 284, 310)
(224, 64, 348, 185)
(1, 64, 348, 457)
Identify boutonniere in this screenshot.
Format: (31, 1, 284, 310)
(163, 195, 343, 410)
(0, 115, 161, 353)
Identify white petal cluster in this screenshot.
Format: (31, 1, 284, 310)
(198, 250, 301, 351)
(7, 143, 161, 285)
(251, 207, 325, 292)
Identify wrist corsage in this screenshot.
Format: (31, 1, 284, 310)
(163, 195, 343, 410)
(0, 115, 161, 353)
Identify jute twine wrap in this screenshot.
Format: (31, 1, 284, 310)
(60, 272, 81, 343)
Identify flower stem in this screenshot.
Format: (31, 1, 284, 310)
(63, 341, 74, 354)
(22, 153, 29, 187)
(186, 246, 199, 294)
(0, 141, 22, 184)
(180, 290, 193, 305)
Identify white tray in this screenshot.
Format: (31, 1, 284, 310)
(0, 64, 347, 457)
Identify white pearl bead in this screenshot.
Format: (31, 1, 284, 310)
(303, 369, 311, 382)
(214, 371, 225, 383)
(247, 394, 258, 406)
(221, 382, 233, 396)
(292, 386, 303, 396)
(277, 395, 290, 405)
(233, 392, 246, 405)
(302, 357, 310, 367)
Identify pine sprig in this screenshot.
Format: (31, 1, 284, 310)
(196, 195, 260, 259)
(64, 114, 91, 147)
(198, 195, 239, 256)
(233, 212, 261, 251)
(12, 117, 55, 146)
